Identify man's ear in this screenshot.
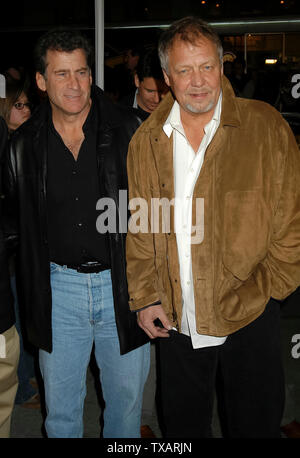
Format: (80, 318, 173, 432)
(36, 72, 47, 92)
(134, 73, 140, 89)
(162, 69, 171, 87)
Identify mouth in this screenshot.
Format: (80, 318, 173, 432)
(64, 94, 82, 101)
(188, 92, 210, 99)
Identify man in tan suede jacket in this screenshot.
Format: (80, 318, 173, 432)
(126, 17, 300, 438)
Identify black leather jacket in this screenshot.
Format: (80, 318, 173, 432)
(0, 117, 14, 334)
(2, 86, 148, 353)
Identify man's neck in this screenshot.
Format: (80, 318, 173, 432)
(51, 99, 92, 161)
(180, 107, 215, 153)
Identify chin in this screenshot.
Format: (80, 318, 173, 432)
(63, 104, 86, 114)
(185, 100, 215, 114)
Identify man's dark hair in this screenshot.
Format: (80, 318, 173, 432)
(135, 47, 164, 82)
(158, 16, 223, 73)
(34, 29, 94, 76)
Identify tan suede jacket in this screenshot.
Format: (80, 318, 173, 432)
(126, 76, 300, 336)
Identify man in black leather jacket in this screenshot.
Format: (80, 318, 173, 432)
(2, 30, 149, 438)
(0, 116, 19, 437)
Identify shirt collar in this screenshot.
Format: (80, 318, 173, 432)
(133, 89, 138, 109)
(163, 91, 222, 138)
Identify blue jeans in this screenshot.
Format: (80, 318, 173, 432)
(39, 264, 150, 438)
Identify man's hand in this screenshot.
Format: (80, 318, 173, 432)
(137, 304, 172, 339)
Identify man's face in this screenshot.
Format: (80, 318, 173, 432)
(36, 48, 92, 117)
(163, 35, 223, 117)
(135, 75, 169, 113)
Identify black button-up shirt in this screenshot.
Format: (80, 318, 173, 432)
(46, 101, 110, 266)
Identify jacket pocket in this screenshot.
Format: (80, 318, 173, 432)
(218, 265, 267, 322)
(223, 190, 269, 281)
(218, 190, 270, 322)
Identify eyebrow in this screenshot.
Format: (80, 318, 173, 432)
(176, 57, 216, 68)
(54, 67, 89, 74)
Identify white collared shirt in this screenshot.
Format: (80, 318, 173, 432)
(163, 94, 227, 349)
(133, 89, 138, 109)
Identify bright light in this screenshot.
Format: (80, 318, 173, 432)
(201, 0, 206, 4)
(265, 59, 278, 64)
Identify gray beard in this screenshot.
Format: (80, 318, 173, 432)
(185, 99, 215, 114)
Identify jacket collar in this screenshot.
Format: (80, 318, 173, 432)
(220, 75, 241, 128)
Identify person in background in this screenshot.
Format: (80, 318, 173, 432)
(0, 80, 31, 134)
(0, 79, 40, 410)
(0, 116, 19, 437)
(114, 45, 142, 100)
(126, 16, 300, 438)
(120, 47, 169, 119)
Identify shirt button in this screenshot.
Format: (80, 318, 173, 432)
(187, 281, 191, 286)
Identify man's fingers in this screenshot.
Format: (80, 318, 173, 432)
(137, 318, 155, 339)
(137, 317, 168, 339)
(137, 304, 172, 339)
(158, 316, 173, 332)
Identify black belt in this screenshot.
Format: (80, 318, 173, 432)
(57, 261, 110, 274)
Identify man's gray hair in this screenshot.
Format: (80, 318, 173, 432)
(158, 16, 223, 73)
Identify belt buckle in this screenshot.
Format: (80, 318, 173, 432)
(78, 262, 101, 273)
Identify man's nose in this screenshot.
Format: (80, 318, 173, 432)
(68, 74, 80, 89)
(152, 91, 160, 103)
(190, 69, 205, 87)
